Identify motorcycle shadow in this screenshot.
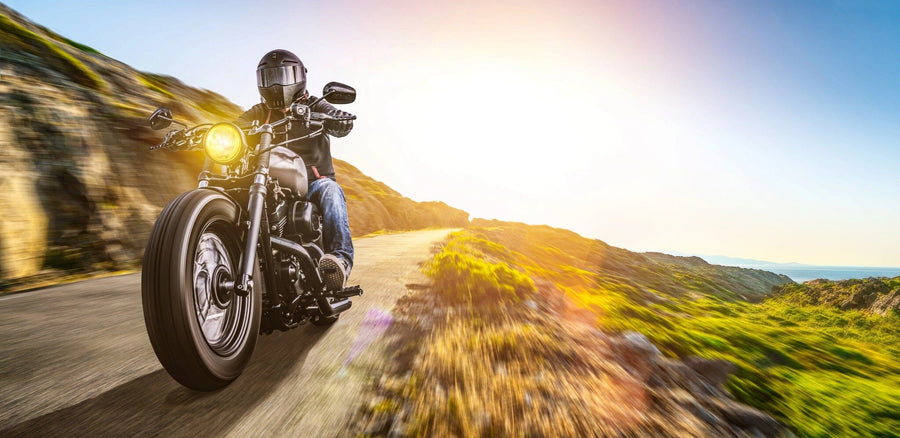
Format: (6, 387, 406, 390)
(1, 325, 331, 437)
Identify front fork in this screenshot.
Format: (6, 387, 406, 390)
(230, 126, 274, 296)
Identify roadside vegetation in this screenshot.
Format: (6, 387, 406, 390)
(361, 221, 900, 437)
(600, 282, 900, 436)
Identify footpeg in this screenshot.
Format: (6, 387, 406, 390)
(332, 285, 363, 299)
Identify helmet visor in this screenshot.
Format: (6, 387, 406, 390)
(257, 66, 302, 87)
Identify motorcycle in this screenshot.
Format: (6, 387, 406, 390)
(141, 82, 361, 391)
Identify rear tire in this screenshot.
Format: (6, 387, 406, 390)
(142, 190, 262, 391)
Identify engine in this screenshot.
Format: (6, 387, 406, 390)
(268, 192, 322, 243)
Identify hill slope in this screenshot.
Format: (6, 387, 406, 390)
(334, 159, 468, 236)
(357, 221, 793, 436)
(0, 3, 467, 285)
(359, 221, 898, 437)
(771, 277, 900, 315)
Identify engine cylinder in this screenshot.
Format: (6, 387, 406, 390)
(288, 201, 322, 242)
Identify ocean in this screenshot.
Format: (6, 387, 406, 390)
(663, 253, 900, 283)
(755, 266, 900, 283)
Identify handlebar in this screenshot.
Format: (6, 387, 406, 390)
(311, 112, 357, 122)
(150, 104, 355, 151)
(150, 125, 210, 151)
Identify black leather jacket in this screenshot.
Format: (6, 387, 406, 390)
(235, 96, 353, 181)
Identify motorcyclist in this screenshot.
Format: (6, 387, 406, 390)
(236, 49, 354, 290)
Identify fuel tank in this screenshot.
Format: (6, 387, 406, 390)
(269, 146, 308, 198)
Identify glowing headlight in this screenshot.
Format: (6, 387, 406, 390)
(202, 123, 245, 165)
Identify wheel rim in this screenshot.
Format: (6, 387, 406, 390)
(192, 222, 248, 356)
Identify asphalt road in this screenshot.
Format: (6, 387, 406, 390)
(0, 229, 451, 437)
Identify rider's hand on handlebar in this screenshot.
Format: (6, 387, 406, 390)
(323, 109, 354, 137)
(323, 109, 356, 121)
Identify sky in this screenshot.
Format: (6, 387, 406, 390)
(7, 0, 900, 267)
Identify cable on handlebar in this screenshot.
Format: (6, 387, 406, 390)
(253, 126, 326, 155)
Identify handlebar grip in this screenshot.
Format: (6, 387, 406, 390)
(310, 112, 356, 122)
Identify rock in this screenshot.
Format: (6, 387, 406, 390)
(669, 388, 725, 429)
(683, 356, 737, 387)
(713, 399, 784, 437)
(872, 289, 900, 315)
(0, 2, 469, 284)
(621, 331, 662, 357)
(607, 331, 662, 381)
(0, 170, 48, 278)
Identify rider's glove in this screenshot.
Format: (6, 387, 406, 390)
(324, 109, 354, 138)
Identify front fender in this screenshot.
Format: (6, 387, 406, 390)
(196, 187, 244, 225)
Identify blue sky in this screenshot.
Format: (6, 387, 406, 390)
(6, 0, 900, 266)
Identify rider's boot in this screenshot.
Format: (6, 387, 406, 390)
(318, 254, 349, 290)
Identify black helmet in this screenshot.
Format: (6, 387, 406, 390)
(256, 49, 307, 110)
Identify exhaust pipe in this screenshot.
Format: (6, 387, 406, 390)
(312, 297, 352, 316)
(271, 236, 321, 285)
(330, 298, 352, 314)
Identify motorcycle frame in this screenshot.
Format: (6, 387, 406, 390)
(196, 123, 328, 323)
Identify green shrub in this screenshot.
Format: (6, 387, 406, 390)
(426, 241, 534, 305)
(422, 223, 900, 436)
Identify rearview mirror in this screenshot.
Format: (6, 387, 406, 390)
(149, 107, 173, 130)
(322, 82, 356, 104)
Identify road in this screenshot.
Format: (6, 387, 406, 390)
(0, 229, 451, 437)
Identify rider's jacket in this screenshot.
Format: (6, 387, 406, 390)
(236, 96, 353, 182)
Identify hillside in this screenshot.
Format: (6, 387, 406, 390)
(465, 219, 790, 302)
(771, 277, 900, 315)
(357, 221, 899, 437)
(0, 3, 467, 287)
(357, 221, 791, 437)
(334, 159, 468, 236)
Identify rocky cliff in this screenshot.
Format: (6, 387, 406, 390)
(642, 251, 793, 300)
(771, 276, 900, 315)
(0, 4, 467, 286)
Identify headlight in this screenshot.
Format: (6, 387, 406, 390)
(202, 123, 245, 165)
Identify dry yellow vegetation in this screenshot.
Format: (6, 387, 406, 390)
(359, 221, 899, 437)
(356, 222, 786, 437)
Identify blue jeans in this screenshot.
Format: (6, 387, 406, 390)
(307, 177, 354, 271)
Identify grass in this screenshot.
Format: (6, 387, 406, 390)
(581, 269, 900, 436)
(382, 223, 900, 437)
(424, 233, 534, 304)
(138, 74, 173, 98)
(0, 13, 104, 90)
(58, 36, 102, 55)
(399, 311, 705, 437)
(32, 22, 104, 55)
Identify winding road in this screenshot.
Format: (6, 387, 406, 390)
(0, 229, 451, 437)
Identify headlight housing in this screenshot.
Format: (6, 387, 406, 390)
(202, 123, 245, 165)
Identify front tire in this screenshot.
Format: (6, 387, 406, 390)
(142, 190, 261, 391)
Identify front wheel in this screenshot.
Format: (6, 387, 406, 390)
(142, 190, 261, 391)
